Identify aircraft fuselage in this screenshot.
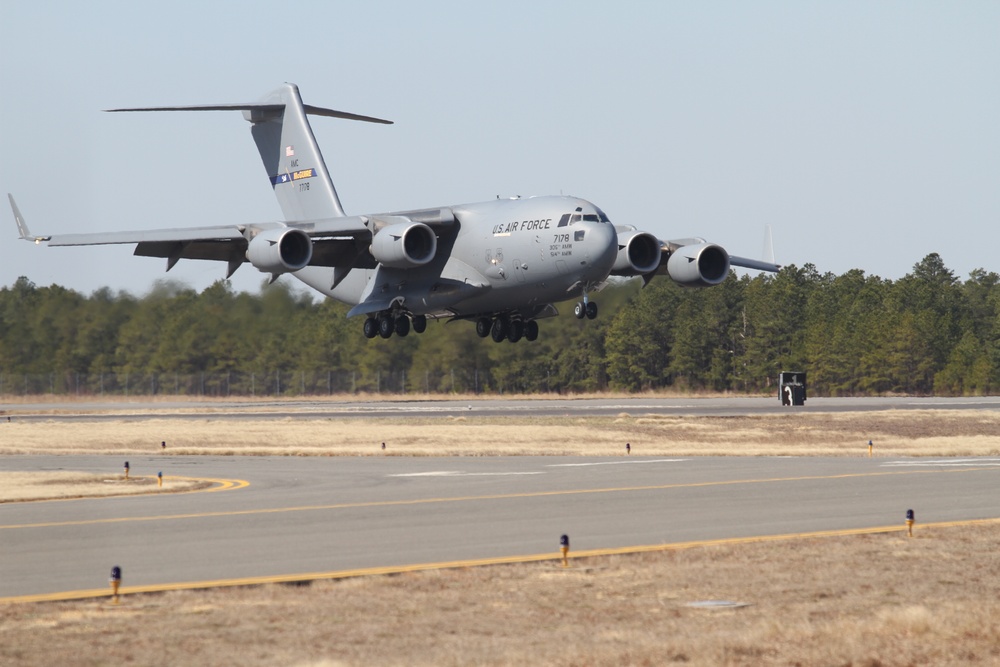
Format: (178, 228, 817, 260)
(296, 195, 617, 321)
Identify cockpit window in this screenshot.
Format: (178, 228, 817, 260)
(558, 206, 609, 227)
(574, 230, 586, 242)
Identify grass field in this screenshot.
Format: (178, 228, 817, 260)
(0, 471, 208, 502)
(2, 402, 999, 665)
(2, 522, 999, 666)
(4, 409, 1000, 458)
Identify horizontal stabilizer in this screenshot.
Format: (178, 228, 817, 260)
(106, 103, 393, 125)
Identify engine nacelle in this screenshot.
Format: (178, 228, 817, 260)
(665, 242, 730, 286)
(611, 229, 662, 276)
(246, 227, 313, 274)
(370, 222, 437, 269)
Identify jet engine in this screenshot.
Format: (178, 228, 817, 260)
(246, 227, 313, 274)
(665, 242, 730, 286)
(370, 222, 437, 269)
(611, 229, 662, 276)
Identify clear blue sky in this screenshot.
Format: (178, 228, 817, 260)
(2, 1, 998, 296)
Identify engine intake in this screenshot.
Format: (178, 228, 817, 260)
(371, 222, 437, 268)
(246, 227, 313, 274)
(611, 229, 662, 276)
(665, 242, 730, 286)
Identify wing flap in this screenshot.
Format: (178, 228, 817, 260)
(135, 239, 246, 262)
(310, 238, 377, 269)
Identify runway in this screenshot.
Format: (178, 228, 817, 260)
(6, 395, 1000, 421)
(3, 452, 1000, 601)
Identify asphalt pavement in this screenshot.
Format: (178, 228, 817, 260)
(3, 451, 1000, 600)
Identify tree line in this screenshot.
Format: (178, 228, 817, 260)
(1, 253, 997, 397)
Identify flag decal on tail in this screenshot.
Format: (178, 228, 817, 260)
(270, 168, 316, 186)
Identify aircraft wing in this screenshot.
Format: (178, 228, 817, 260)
(729, 255, 781, 272)
(9, 194, 386, 276)
(662, 237, 781, 274)
(42, 224, 253, 276)
(45, 225, 246, 246)
(11, 195, 463, 279)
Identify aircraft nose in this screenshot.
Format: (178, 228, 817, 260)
(583, 221, 617, 275)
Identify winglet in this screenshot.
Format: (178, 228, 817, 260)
(8, 195, 50, 244)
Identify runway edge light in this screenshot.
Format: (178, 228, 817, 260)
(560, 534, 570, 568)
(906, 509, 915, 538)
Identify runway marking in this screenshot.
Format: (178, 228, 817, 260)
(6, 515, 1000, 605)
(388, 471, 545, 477)
(548, 459, 687, 467)
(882, 458, 1000, 468)
(168, 476, 250, 493)
(1, 466, 995, 532)
(0, 475, 249, 506)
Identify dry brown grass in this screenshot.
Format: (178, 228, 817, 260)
(4, 405, 1000, 663)
(3, 410, 1000, 457)
(0, 471, 209, 502)
(2, 522, 998, 666)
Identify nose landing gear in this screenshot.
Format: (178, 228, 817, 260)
(574, 301, 598, 320)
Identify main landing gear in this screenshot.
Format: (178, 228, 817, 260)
(476, 316, 539, 343)
(363, 313, 427, 339)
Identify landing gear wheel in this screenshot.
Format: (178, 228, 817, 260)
(490, 318, 508, 343)
(525, 320, 539, 341)
(378, 316, 394, 339)
(507, 319, 524, 343)
(585, 301, 598, 320)
(395, 316, 410, 337)
(574, 302, 586, 319)
(363, 318, 378, 339)
(476, 318, 491, 338)
(412, 315, 427, 334)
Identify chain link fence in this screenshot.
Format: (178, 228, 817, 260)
(0, 368, 553, 397)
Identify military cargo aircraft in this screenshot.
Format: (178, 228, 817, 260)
(10, 83, 779, 342)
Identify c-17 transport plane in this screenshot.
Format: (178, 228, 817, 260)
(10, 83, 779, 342)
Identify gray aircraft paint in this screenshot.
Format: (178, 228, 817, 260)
(9, 84, 778, 342)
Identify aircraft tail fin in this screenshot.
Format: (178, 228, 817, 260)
(762, 224, 775, 265)
(107, 83, 392, 221)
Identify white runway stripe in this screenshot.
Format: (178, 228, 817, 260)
(881, 458, 1000, 468)
(388, 471, 545, 477)
(547, 459, 688, 468)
